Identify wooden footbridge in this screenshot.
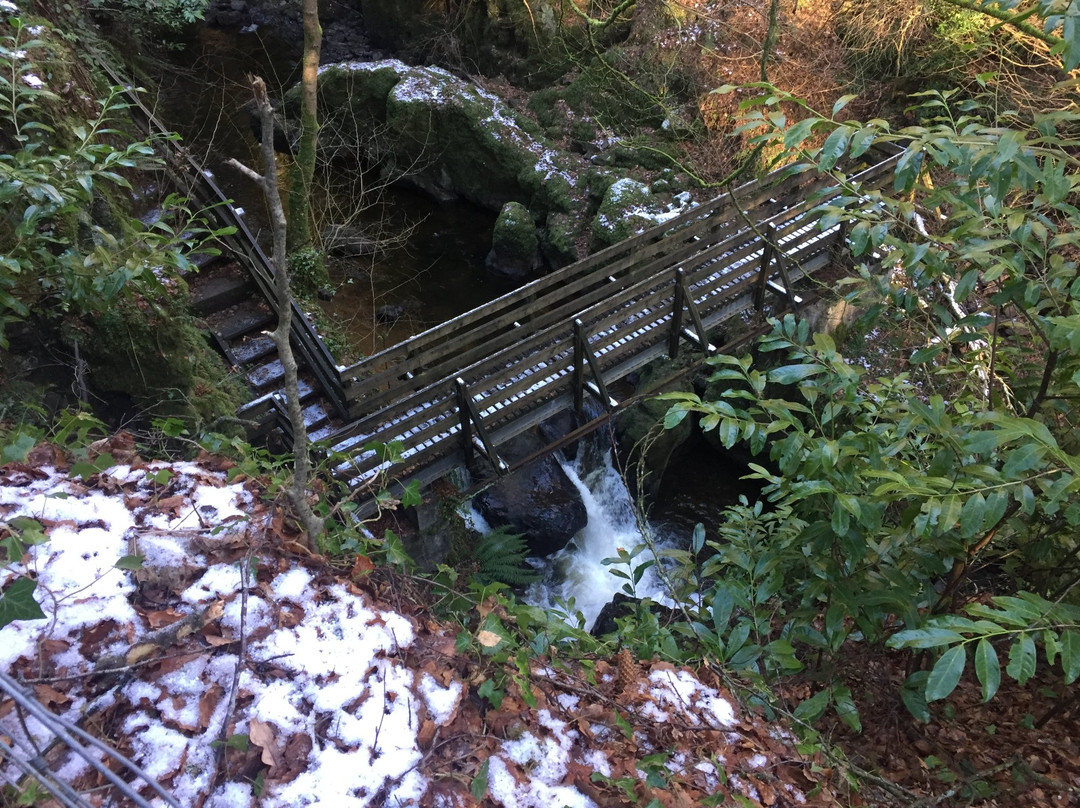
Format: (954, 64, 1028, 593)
(325, 151, 897, 504)
(110, 61, 896, 508)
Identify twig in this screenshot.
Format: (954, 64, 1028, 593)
(910, 757, 1018, 808)
(215, 540, 253, 772)
(19, 647, 227, 685)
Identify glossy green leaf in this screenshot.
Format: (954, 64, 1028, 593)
(832, 685, 862, 732)
(767, 364, 825, 385)
(901, 672, 931, 722)
(925, 645, 966, 702)
(711, 584, 735, 635)
(974, 638, 1000, 702)
(793, 688, 830, 724)
(1006, 633, 1037, 685)
(886, 627, 966, 650)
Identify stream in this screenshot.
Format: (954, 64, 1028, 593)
(147, 22, 753, 627)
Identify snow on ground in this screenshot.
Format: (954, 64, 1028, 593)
(0, 441, 826, 807)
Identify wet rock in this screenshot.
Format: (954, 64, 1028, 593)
(486, 201, 541, 283)
(375, 303, 405, 322)
(205, 0, 252, 29)
(591, 593, 680, 636)
(474, 432, 587, 557)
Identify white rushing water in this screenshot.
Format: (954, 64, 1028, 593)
(522, 448, 672, 632)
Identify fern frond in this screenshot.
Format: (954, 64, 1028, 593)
(474, 527, 539, 586)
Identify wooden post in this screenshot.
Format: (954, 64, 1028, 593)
(573, 320, 585, 417)
(830, 219, 850, 269)
(574, 318, 617, 413)
(456, 378, 474, 470)
(773, 248, 800, 318)
(754, 224, 776, 312)
(669, 271, 686, 358)
(677, 270, 716, 356)
(456, 377, 508, 475)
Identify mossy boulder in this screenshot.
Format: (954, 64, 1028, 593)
(591, 179, 696, 250)
(295, 60, 586, 216)
(82, 287, 248, 428)
(541, 212, 579, 268)
(591, 178, 653, 250)
(486, 201, 541, 283)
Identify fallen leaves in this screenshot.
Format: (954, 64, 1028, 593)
(249, 717, 284, 770)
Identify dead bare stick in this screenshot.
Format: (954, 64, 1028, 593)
(226, 75, 325, 547)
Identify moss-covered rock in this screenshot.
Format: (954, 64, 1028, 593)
(81, 285, 248, 428)
(298, 60, 587, 217)
(591, 177, 653, 249)
(486, 201, 541, 283)
(541, 211, 579, 268)
(591, 179, 697, 250)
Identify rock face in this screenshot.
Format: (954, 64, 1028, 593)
(486, 201, 541, 283)
(615, 357, 695, 501)
(474, 433, 588, 557)
(295, 60, 584, 216)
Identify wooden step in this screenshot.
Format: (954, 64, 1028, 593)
(247, 359, 285, 391)
(230, 334, 276, 365)
(190, 267, 253, 315)
(206, 300, 275, 341)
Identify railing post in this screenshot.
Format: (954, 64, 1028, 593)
(455, 377, 508, 475)
(754, 224, 776, 312)
(573, 318, 617, 415)
(669, 271, 686, 359)
(573, 321, 585, 417)
(456, 378, 474, 470)
(830, 218, 850, 271)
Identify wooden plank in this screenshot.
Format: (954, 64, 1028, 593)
(344, 196, 825, 404)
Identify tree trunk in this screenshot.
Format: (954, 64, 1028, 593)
(287, 0, 322, 253)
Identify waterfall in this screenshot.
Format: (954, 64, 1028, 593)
(522, 448, 673, 632)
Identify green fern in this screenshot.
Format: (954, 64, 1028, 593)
(474, 527, 539, 586)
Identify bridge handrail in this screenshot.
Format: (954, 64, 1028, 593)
(336, 152, 897, 427)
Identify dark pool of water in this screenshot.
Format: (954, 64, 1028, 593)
(649, 438, 764, 541)
(146, 27, 498, 359)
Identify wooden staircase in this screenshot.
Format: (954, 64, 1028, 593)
(185, 254, 343, 444)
